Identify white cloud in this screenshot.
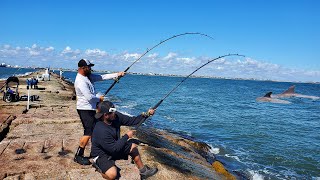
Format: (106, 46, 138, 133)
(71, 55, 78, 60)
(85, 49, 107, 57)
(123, 53, 140, 60)
(216, 66, 224, 70)
(163, 52, 178, 60)
(147, 53, 158, 59)
(61, 46, 72, 54)
(176, 57, 196, 64)
(0, 45, 18, 56)
(214, 58, 226, 64)
(1, 43, 320, 83)
(60, 46, 81, 60)
(46, 47, 54, 51)
(30, 50, 40, 56)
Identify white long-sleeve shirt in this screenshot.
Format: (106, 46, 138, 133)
(75, 73, 118, 110)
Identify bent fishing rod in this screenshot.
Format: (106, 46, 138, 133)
(136, 53, 245, 129)
(103, 32, 214, 96)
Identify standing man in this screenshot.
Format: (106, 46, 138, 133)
(74, 59, 125, 165)
(91, 101, 158, 179)
(59, 68, 63, 79)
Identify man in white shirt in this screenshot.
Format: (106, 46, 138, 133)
(74, 59, 125, 165)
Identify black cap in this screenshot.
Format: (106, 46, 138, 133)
(78, 59, 94, 67)
(95, 101, 116, 119)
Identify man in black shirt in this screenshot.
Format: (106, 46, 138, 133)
(91, 101, 158, 180)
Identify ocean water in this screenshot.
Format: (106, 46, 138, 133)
(4, 68, 320, 179)
(0, 67, 37, 80)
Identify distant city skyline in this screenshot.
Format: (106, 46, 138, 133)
(1, 0, 319, 82)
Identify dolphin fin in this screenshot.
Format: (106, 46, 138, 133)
(264, 92, 272, 98)
(281, 85, 295, 94)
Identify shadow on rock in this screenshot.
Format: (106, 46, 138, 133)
(135, 127, 220, 179)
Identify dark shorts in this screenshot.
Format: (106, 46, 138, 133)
(96, 155, 116, 174)
(77, 109, 97, 136)
(96, 142, 132, 173)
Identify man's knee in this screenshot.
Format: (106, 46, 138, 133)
(130, 143, 138, 151)
(103, 166, 117, 180)
(130, 143, 140, 157)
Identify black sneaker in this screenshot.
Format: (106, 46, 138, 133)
(140, 165, 158, 179)
(74, 155, 91, 165)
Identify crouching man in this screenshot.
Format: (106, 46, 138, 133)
(91, 101, 158, 180)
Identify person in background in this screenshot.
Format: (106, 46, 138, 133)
(31, 77, 38, 89)
(26, 78, 31, 89)
(91, 101, 158, 180)
(59, 69, 63, 79)
(74, 59, 125, 165)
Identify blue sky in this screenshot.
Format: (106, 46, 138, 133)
(1, 0, 319, 82)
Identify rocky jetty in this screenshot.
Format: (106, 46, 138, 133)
(0, 71, 236, 179)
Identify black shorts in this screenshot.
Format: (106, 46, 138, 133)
(113, 141, 132, 160)
(77, 109, 97, 136)
(96, 155, 116, 174)
(96, 142, 132, 173)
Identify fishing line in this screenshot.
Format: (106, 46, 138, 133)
(103, 32, 214, 96)
(136, 53, 245, 128)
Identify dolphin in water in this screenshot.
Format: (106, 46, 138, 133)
(256, 91, 291, 104)
(272, 85, 320, 100)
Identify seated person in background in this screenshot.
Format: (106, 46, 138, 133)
(91, 101, 158, 180)
(7, 87, 14, 94)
